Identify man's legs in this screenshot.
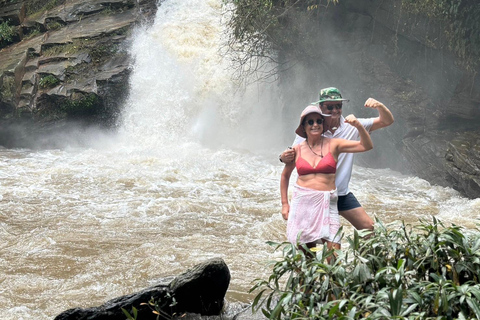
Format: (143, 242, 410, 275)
(337, 192, 374, 231)
(339, 206, 374, 231)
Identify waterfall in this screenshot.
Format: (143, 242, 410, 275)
(2, 1, 480, 319)
(119, 0, 284, 153)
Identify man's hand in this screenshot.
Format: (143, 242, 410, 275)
(280, 147, 295, 163)
(364, 97, 385, 109)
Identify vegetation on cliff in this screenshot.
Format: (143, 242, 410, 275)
(224, 0, 480, 79)
(251, 217, 480, 319)
(402, 0, 480, 73)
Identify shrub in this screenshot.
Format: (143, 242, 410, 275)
(39, 74, 60, 88)
(0, 20, 16, 46)
(0, 76, 16, 100)
(251, 217, 480, 319)
(61, 93, 101, 117)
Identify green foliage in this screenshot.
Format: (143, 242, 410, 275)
(223, 0, 339, 81)
(38, 74, 59, 89)
(226, 0, 479, 79)
(0, 76, 16, 100)
(42, 39, 91, 56)
(25, 0, 66, 16)
(61, 93, 100, 117)
(122, 306, 138, 320)
(402, 0, 480, 72)
(0, 20, 16, 46)
(89, 43, 119, 63)
(46, 20, 63, 31)
(121, 295, 179, 320)
(251, 217, 480, 319)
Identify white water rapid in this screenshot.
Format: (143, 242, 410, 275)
(1, 0, 480, 319)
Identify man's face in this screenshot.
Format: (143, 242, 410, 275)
(320, 102, 343, 120)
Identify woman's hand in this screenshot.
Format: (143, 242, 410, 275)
(282, 203, 290, 220)
(344, 114, 361, 128)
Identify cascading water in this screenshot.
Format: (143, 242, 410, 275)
(1, 0, 480, 319)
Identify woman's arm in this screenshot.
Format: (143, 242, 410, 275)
(335, 114, 374, 153)
(280, 151, 296, 220)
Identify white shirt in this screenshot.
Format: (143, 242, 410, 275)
(292, 116, 374, 196)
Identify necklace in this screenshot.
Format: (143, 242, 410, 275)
(307, 138, 324, 158)
(330, 120, 340, 131)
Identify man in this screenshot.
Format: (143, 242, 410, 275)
(279, 87, 394, 231)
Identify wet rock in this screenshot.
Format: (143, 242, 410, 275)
(0, 0, 156, 146)
(54, 258, 231, 320)
(0, 0, 25, 26)
(445, 133, 480, 199)
(169, 257, 231, 315)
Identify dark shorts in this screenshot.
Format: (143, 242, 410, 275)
(337, 192, 362, 211)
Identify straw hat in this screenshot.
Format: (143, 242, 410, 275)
(295, 105, 331, 138)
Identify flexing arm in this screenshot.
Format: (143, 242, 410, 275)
(280, 159, 295, 220)
(336, 114, 374, 153)
(364, 98, 394, 132)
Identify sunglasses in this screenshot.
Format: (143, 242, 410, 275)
(306, 118, 324, 126)
(325, 104, 342, 111)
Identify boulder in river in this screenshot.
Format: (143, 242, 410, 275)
(54, 257, 231, 320)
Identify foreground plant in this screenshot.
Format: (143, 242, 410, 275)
(251, 217, 480, 319)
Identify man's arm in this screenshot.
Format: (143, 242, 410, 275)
(279, 135, 305, 163)
(364, 98, 394, 132)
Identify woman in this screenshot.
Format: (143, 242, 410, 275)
(280, 105, 373, 251)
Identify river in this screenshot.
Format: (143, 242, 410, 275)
(1, 0, 479, 319)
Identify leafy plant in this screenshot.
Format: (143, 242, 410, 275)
(401, 0, 479, 72)
(46, 20, 64, 31)
(122, 306, 139, 320)
(39, 74, 60, 89)
(121, 294, 179, 320)
(61, 93, 100, 117)
(0, 76, 16, 100)
(223, 0, 339, 82)
(0, 20, 16, 47)
(251, 217, 480, 319)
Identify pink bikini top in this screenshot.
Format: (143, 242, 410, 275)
(296, 143, 337, 176)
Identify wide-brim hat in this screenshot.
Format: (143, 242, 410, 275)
(295, 105, 331, 138)
(311, 87, 349, 104)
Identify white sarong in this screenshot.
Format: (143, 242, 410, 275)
(287, 184, 340, 245)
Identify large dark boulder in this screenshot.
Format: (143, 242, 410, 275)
(54, 258, 231, 320)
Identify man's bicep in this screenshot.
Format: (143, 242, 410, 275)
(360, 117, 376, 132)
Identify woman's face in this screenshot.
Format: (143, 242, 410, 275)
(303, 114, 324, 137)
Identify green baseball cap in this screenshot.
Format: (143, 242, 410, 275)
(311, 87, 349, 104)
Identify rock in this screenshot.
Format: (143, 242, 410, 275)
(445, 133, 480, 199)
(169, 257, 231, 315)
(54, 258, 231, 320)
(0, 0, 157, 146)
(0, 0, 25, 26)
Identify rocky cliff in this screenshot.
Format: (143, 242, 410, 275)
(0, 0, 157, 146)
(273, 0, 480, 199)
(0, 0, 479, 198)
